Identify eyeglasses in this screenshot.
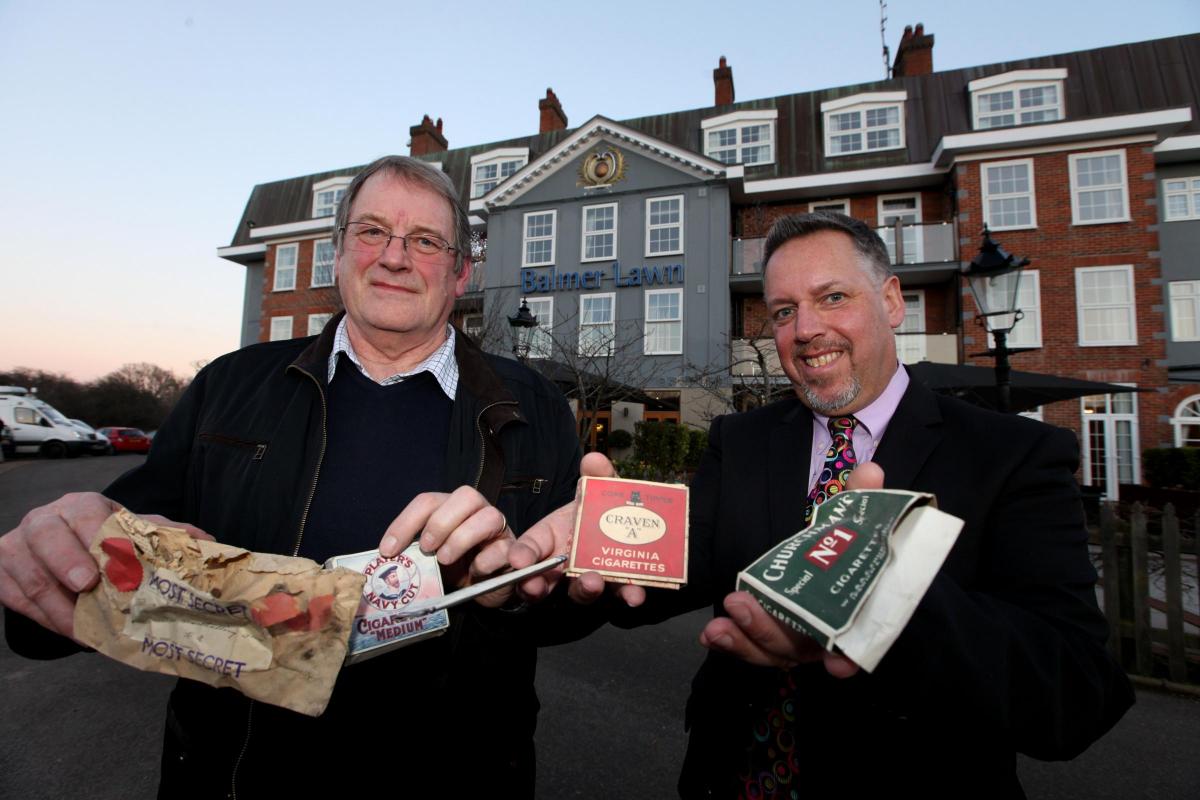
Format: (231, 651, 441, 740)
(340, 222, 459, 261)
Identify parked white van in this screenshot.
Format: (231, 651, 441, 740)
(0, 386, 87, 458)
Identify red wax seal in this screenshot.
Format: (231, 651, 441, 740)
(99, 537, 143, 592)
(250, 592, 302, 628)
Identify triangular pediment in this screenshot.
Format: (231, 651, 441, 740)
(476, 115, 729, 211)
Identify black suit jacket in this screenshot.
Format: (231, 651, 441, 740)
(630, 377, 1133, 798)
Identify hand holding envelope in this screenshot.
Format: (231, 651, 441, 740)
(697, 462, 889, 676)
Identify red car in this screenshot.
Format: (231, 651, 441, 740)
(98, 427, 152, 454)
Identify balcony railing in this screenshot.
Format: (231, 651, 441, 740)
(733, 221, 958, 275)
(894, 332, 959, 365)
(731, 338, 782, 376)
(875, 220, 957, 266)
(465, 260, 486, 293)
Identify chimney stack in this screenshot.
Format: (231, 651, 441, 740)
(713, 56, 735, 106)
(892, 23, 934, 77)
(539, 88, 568, 133)
(408, 115, 448, 156)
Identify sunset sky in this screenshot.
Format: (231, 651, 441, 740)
(3, 0, 1195, 381)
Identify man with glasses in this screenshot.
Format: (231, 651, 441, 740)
(1, 156, 584, 797)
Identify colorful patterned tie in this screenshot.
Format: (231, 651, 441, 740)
(738, 416, 859, 800)
(803, 416, 859, 525)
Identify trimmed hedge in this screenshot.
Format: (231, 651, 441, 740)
(1142, 447, 1200, 490)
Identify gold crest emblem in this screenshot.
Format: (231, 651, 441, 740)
(578, 147, 626, 187)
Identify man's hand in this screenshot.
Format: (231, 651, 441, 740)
(0, 492, 209, 640)
(378, 486, 514, 608)
(699, 591, 861, 678)
(507, 452, 645, 607)
(697, 462, 886, 679)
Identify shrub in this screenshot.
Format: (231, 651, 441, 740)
(1142, 447, 1200, 490)
(607, 428, 633, 451)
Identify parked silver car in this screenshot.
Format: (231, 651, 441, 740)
(70, 419, 114, 456)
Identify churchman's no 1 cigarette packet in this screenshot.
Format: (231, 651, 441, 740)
(737, 489, 962, 672)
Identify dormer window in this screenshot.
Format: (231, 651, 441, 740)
(821, 92, 906, 157)
(969, 69, 1067, 130)
(312, 176, 351, 218)
(470, 147, 529, 198)
(701, 109, 778, 165)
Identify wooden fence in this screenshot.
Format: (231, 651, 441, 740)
(1097, 502, 1199, 686)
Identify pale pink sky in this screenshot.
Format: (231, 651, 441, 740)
(3, 1, 1195, 383)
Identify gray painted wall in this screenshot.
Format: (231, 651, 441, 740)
(1155, 162, 1200, 379)
(240, 262, 264, 348)
(484, 140, 732, 386)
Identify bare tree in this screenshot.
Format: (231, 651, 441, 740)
(684, 318, 792, 421)
(473, 301, 671, 450)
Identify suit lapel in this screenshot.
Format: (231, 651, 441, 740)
(766, 401, 814, 547)
(872, 375, 943, 490)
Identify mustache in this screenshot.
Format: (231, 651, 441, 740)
(790, 338, 851, 359)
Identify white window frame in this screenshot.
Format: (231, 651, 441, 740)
(877, 194, 922, 264)
(809, 199, 850, 214)
(1171, 394, 1200, 447)
(981, 158, 1038, 231)
(821, 92, 906, 158)
(581, 202, 618, 263)
(470, 147, 529, 199)
(312, 176, 351, 218)
(273, 243, 298, 291)
(700, 109, 778, 166)
(307, 313, 332, 336)
(523, 296, 554, 360)
(645, 195, 684, 257)
(1069, 150, 1130, 225)
(1081, 386, 1140, 500)
(988, 269, 1042, 349)
(578, 292, 615, 357)
(1162, 176, 1200, 222)
(311, 238, 335, 287)
(968, 69, 1067, 130)
(644, 288, 683, 356)
(269, 316, 294, 342)
(522, 210, 557, 268)
(895, 289, 926, 364)
(1169, 280, 1200, 341)
(1076, 265, 1137, 346)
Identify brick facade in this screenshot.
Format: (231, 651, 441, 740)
(259, 239, 340, 341)
(957, 143, 1173, 449)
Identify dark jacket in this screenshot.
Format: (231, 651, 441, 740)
(10, 318, 582, 799)
(619, 378, 1133, 798)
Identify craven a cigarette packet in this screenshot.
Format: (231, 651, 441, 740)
(567, 476, 688, 589)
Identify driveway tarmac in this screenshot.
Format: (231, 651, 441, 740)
(1, 456, 1196, 799)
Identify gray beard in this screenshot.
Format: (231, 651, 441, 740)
(799, 375, 862, 416)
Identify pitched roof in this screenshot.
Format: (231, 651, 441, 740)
(226, 33, 1200, 248)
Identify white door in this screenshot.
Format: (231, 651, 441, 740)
(1081, 389, 1139, 500)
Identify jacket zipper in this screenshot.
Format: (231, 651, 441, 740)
(229, 702, 254, 800)
(231, 366, 328, 800)
(473, 400, 518, 489)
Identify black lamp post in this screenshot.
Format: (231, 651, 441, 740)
(962, 226, 1031, 413)
(507, 297, 539, 362)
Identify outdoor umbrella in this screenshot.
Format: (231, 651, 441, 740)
(907, 362, 1140, 414)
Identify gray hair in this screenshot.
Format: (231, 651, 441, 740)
(333, 155, 471, 275)
(762, 212, 893, 284)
